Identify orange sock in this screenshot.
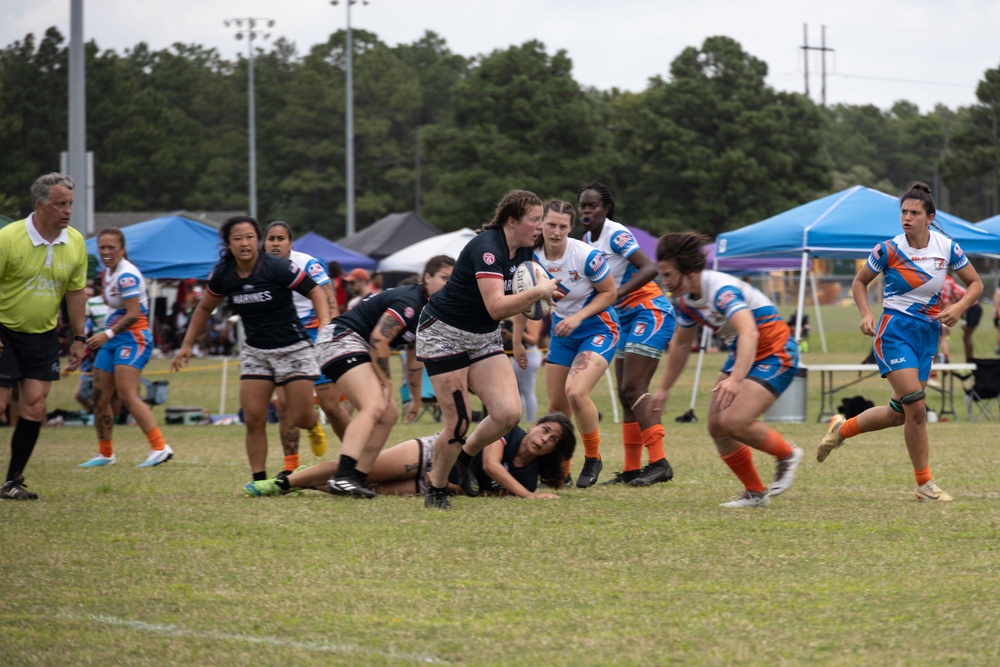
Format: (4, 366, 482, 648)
(145, 427, 166, 451)
(755, 427, 793, 460)
(284, 454, 300, 473)
(840, 417, 862, 439)
(914, 466, 933, 486)
(641, 424, 666, 463)
(98, 439, 113, 457)
(721, 445, 767, 493)
(581, 429, 601, 460)
(623, 422, 642, 472)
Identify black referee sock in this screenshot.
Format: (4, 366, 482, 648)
(457, 450, 473, 465)
(6, 418, 41, 482)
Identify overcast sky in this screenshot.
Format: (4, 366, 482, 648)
(3, 0, 999, 113)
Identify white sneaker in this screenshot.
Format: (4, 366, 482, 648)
(136, 445, 174, 468)
(79, 454, 116, 468)
(915, 480, 953, 502)
(720, 490, 771, 508)
(770, 446, 803, 497)
(816, 414, 847, 463)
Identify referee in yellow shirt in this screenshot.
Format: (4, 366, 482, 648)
(0, 173, 88, 500)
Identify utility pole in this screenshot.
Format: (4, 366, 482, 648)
(224, 17, 274, 220)
(800, 24, 835, 105)
(67, 0, 89, 234)
(331, 0, 370, 237)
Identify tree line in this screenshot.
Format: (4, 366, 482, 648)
(1, 27, 998, 238)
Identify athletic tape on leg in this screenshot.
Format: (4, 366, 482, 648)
(448, 390, 469, 445)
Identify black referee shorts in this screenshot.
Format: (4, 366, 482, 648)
(0, 323, 61, 387)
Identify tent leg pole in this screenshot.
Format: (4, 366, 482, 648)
(795, 251, 809, 343)
(810, 267, 828, 353)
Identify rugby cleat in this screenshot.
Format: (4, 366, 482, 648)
(575, 457, 603, 488)
(915, 480, 953, 502)
(307, 422, 328, 457)
(769, 446, 803, 497)
(136, 445, 173, 468)
(720, 490, 771, 508)
(79, 454, 116, 467)
(627, 459, 674, 487)
(327, 475, 376, 499)
(816, 414, 847, 463)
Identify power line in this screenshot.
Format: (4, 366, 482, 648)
(828, 72, 975, 89)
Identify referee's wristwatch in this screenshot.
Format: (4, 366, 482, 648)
(73, 334, 87, 344)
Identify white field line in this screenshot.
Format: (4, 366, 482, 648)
(64, 614, 445, 664)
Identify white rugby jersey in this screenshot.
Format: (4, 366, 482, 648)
(102, 258, 149, 330)
(534, 238, 609, 320)
(582, 219, 662, 309)
(675, 270, 787, 355)
(866, 230, 969, 322)
(289, 249, 331, 327)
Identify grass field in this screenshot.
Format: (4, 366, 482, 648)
(2, 306, 1000, 666)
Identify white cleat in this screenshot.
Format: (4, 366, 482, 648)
(79, 454, 116, 468)
(136, 445, 174, 468)
(915, 480, 953, 502)
(720, 490, 771, 508)
(770, 446, 803, 497)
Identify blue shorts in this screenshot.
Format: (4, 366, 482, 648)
(721, 336, 801, 397)
(547, 311, 619, 367)
(615, 297, 675, 360)
(94, 329, 152, 373)
(873, 310, 939, 382)
(305, 324, 333, 386)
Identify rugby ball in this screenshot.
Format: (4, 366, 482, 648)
(514, 261, 551, 320)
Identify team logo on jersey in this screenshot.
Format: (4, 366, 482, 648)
(612, 234, 631, 250)
(955, 243, 965, 259)
(243, 284, 254, 290)
(120, 348, 132, 359)
(569, 270, 581, 282)
(588, 254, 606, 273)
(308, 263, 325, 278)
(483, 252, 496, 265)
(633, 322, 646, 335)
(404, 307, 415, 318)
(935, 258, 946, 270)
(592, 335, 605, 346)
(289, 263, 299, 274)
(120, 276, 137, 288)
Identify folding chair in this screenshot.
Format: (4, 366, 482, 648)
(399, 367, 440, 423)
(960, 358, 1000, 421)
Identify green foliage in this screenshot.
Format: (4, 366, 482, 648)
(1, 28, 999, 237)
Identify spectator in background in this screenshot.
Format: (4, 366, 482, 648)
(939, 272, 981, 362)
(327, 261, 349, 314)
(74, 281, 109, 413)
(345, 267, 373, 310)
(370, 271, 384, 293)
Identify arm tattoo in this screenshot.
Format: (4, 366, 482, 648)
(117, 316, 139, 332)
(377, 317, 400, 341)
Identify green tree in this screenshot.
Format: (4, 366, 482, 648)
(421, 40, 613, 231)
(942, 62, 1000, 220)
(619, 36, 829, 237)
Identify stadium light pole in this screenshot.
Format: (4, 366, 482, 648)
(331, 0, 369, 237)
(224, 17, 274, 220)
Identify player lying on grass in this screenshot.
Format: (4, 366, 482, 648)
(244, 412, 576, 499)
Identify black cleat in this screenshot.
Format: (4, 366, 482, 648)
(601, 469, 641, 486)
(424, 486, 452, 509)
(327, 475, 376, 499)
(452, 458, 480, 497)
(0, 476, 38, 500)
(627, 459, 674, 487)
(576, 457, 603, 488)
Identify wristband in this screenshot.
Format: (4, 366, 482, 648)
(105, 329, 116, 341)
(73, 334, 87, 343)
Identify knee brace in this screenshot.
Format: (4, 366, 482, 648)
(889, 398, 903, 414)
(900, 390, 926, 405)
(448, 390, 470, 445)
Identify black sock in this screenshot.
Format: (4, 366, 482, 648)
(7, 418, 41, 482)
(275, 476, 291, 491)
(252, 471, 267, 481)
(457, 450, 473, 465)
(356, 470, 369, 486)
(338, 454, 358, 477)
(431, 484, 448, 494)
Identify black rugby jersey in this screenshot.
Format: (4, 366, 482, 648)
(473, 426, 539, 494)
(423, 228, 534, 334)
(206, 253, 317, 349)
(335, 284, 428, 348)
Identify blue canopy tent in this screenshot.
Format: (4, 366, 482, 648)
(86, 215, 221, 279)
(977, 213, 1000, 234)
(715, 185, 1000, 351)
(293, 232, 377, 272)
